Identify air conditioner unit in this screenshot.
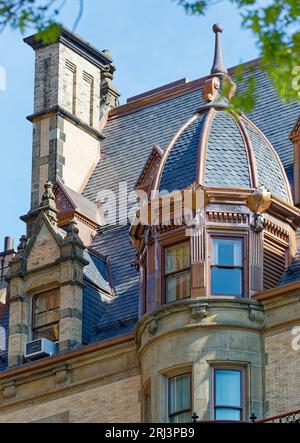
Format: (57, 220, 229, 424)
(25, 338, 58, 361)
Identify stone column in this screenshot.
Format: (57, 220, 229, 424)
(190, 210, 206, 297)
(7, 237, 29, 367)
(250, 226, 264, 294)
(59, 221, 88, 352)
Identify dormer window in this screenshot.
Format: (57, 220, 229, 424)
(164, 242, 190, 303)
(33, 290, 60, 342)
(211, 237, 244, 297)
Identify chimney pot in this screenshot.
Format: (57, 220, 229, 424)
(4, 236, 14, 252)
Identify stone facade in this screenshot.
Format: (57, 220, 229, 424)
(0, 336, 140, 423)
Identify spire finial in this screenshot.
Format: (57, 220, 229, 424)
(211, 23, 227, 76)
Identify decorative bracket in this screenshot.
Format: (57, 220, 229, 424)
(190, 303, 208, 321)
(147, 318, 158, 336)
(248, 306, 265, 324)
(2, 381, 17, 400)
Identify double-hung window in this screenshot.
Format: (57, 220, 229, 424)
(211, 237, 244, 296)
(33, 289, 60, 342)
(214, 369, 243, 421)
(168, 373, 192, 423)
(165, 242, 190, 303)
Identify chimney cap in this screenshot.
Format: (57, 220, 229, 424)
(4, 236, 14, 252)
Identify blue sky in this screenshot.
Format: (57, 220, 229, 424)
(0, 0, 258, 249)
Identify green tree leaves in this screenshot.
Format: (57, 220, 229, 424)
(176, 0, 300, 110)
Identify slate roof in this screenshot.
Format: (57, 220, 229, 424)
(160, 113, 206, 191)
(83, 249, 111, 294)
(279, 255, 300, 286)
(158, 106, 290, 200)
(82, 62, 300, 341)
(243, 119, 289, 200)
(88, 225, 139, 342)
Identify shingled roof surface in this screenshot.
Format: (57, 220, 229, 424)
(205, 111, 251, 188)
(81, 62, 299, 342)
(280, 255, 300, 286)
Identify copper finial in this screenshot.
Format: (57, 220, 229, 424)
(211, 23, 227, 76)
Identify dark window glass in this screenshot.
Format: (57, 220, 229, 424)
(214, 369, 243, 421)
(169, 373, 191, 423)
(165, 243, 190, 303)
(33, 290, 60, 342)
(211, 238, 243, 296)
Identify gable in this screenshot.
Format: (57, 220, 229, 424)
(135, 145, 163, 194)
(27, 223, 60, 271)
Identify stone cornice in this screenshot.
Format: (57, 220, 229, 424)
(24, 26, 112, 69)
(26, 106, 105, 141)
(255, 280, 300, 303)
(0, 333, 134, 382)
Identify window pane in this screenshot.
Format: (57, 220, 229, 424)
(34, 309, 59, 328)
(33, 290, 60, 341)
(215, 408, 241, 421)
(166, 271, 190, 302)
(33, 324, 59, 342)
(165, 243, 190, 274)
(169, 374, 191, 416)
(215, 370, 241, 407)
(212, 239, 242, 266)
(211, 268, 242, 295)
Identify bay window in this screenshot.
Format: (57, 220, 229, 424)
(33, 289, 60, 342)
(211, 237, 244, 296)
(214, 369, 243, 421)
(165, 242, 190, 303)
(168, 373, 192, 423)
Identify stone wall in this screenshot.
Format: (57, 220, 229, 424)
(136, 298, 265, 423)
(0, 337, 141, 423)
(257, 285, 300, 418)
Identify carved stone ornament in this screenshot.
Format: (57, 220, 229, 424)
(145, 226, 155, 246)
(202, 76, 220, 103)
(247, 186, 271, 214)
(17, 235, 28, 253)
(147, 318, 158, 336)
(3, 383, 17, 400)
(251, 212, 265, 233)
(249, 307, 265, 324)
(54, 367, 71, 385)
(190, 304, 208, 321)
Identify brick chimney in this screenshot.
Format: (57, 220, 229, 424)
(24, 27, 120, 209)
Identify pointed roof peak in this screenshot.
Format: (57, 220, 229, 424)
(210, 23, 228, 76)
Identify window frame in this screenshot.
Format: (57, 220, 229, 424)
(213, 367, 245, 422)
(163, 240, 191, 305)
(32, 289, 60, 342)
(141, 253, 147, 315)
(209, 234, 246, 297)
(168, 372, 192, 423)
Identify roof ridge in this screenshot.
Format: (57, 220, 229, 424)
(108, 58, 261, 120)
